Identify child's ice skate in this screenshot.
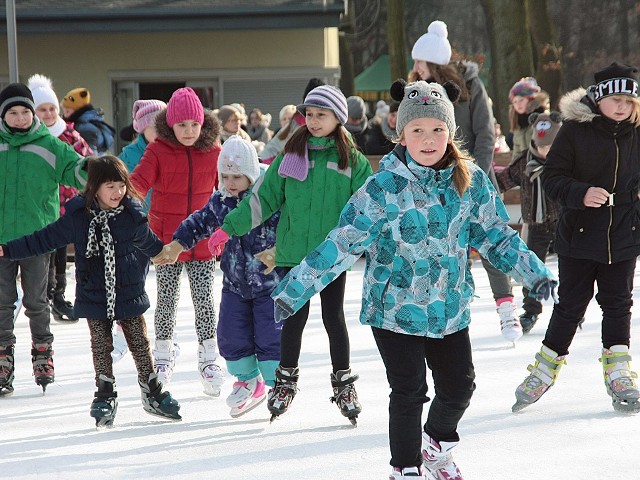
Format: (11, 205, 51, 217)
(139, 373, 181, 420)
(512, 345, 565, 412)
(600, 345, 640, 413)
(31, 343, 55, 393)
(268, 365, 299, 422)
(389, 466, 426, 479)
(226, 374, 266, 418)
(0, 344, 15, 397)
(497, 299, 522, 344)
(329, 368, 361, 426)
(422, 433, 463, 480)
(153, 339, 176, 385)
(198, 338, 225, 397)
(89, 375, 118, 429)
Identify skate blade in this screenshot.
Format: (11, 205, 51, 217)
(95, 419, 115, 429)
(52, 315, 79, 324)
(269, 413, 280, 423)
(0, 387, 15, 397)
(143, 408, 182, 421)
(511, 400, 533, 412)
(612, 399, 640, 414)
(348, 416, 358, 426)
(230, 395, 266, 418)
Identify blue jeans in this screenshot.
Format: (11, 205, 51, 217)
(372, 327, 476, 469)
(0, 254, 52, 345)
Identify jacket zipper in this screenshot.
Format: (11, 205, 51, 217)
(607, 136, 619, 264)
(187, 147, 195, 261)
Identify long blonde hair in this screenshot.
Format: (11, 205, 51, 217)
(629, 97, 640, 127)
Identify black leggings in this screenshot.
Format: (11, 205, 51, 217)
(279, 271, 350, 373)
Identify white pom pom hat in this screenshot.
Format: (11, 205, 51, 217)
(27, 74, 60, 111)
(411, 20, 452, 66)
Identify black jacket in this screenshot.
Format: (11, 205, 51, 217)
(542, 88, 640, 263)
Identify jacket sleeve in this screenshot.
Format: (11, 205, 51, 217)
(467, 169, 553, 289)
(542, 124, 590, 210)
(132, 218, 163, 258)
(221, 154, 286, 237)
(54, 137, 88, 190)
(496, 153, 524, 192)
(272, 175, 386, 314)
(130, 147, 159, 197)
(4, 214, 75, 260)
(468, 78, 496, 175)
(173, 193, 222, 249)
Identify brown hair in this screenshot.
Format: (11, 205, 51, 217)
(284, 120, 357, 170)
(409, 62, 470, 103)
(83, 155, 143, 212)
(508, 91, 550, 132)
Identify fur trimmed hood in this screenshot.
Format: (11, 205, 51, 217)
(155, 109, 220, 150)
(558, 87, 598, 123)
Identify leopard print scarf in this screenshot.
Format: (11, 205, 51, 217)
(86, 205, 124, 320)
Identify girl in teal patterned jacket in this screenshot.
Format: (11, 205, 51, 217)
(272, 80, 557, 480)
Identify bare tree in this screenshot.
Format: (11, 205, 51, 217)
(339, 1, 356, 96)
(526, 0, 562, 110)
(387, 0, 406, 82)
(480, 0, 535, 129)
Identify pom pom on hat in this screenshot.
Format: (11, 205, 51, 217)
(297, 85, 348, 125)
(0, 82, 35, 119)
(132, 99, 167, 133)
(62, 87, 90, 111)
(509, 77, 541, 101)
(392, 79, 459, 138)
(592, 62, 639, 101)
(218, 135, 261, 195)
(27, 74, 59, 112)
(166, 87, 204, 128)
(411, 20, 452, 66)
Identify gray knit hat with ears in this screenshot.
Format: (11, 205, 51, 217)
(390, 79, 460, 138)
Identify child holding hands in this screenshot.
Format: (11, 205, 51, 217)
(207, 85, 373, 423)
(0, 156, 181, 427)
(155, 135, 284, 418)
(271, 79, 556, 479)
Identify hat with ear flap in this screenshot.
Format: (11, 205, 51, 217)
(62, 87, 91, 111)
(528, 111, 562, 147)
(391, 78, 460, 138)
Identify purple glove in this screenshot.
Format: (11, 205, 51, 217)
(208, 228, 229, 256)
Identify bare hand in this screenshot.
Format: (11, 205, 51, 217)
(0, 246, 4, 257)
(583, 187, 610, 208)
(152, 241, 184, 265)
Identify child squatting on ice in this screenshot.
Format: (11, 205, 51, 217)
(154, 135, 284, 418)
(270, 79, 557, 480)
(130, 87, 225, 397)
(0, 156, 181, 428)
(512, 62, 640, 414)
(207, 85, 373, 425)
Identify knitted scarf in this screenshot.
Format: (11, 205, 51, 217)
(278, 140, 332, 181)
(381, 116, 396, 141)
(525, 150, 546, 223)
(86, 205, 124, 320)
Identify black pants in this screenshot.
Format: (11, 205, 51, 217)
(279, 270, 349, 373)
(522, 223, 555, 315)
(543, 255, 636, 355)
(372, 327, 476, 469)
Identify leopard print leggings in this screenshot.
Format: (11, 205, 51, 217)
(87, 315, 154, 387)
(154, 259, 217, 343)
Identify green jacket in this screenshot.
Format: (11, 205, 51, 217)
(0, 119, 87, 243)
(221, 136, 373, 266)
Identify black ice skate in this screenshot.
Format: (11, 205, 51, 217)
(0, 344, 15, 397)
(31, 343, 55, 393)
(329, 368, 361, 426)
(90, 375, 118, 429)
(268, 366, 299, 422)
(50, 294, 78, 323)
(139, 373, 181, 420)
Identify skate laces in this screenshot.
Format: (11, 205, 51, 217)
(333, 383, 358, 405)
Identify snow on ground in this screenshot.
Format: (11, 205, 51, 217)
(2, 255, 640, 479)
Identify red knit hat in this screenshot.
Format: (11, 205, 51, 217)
(166, 87, 204, 127)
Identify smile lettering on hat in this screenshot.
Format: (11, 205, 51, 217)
(594, 78, 639, 101)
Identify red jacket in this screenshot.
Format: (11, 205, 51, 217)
(131, 110, 221, 261)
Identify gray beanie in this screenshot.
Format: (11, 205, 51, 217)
(347, 95, 366, 120)
(390, 79, 460, 138)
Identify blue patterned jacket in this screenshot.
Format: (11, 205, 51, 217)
(273, 144, 553, 338)
(173, 188, 283, 299)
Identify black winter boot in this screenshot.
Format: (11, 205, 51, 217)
(51, 274, 78, 323)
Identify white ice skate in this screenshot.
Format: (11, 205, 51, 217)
(153, 339, 177, 385)
(601, 345, 640, 413)
(422, 433, 463, 480)
(111, 322, 129, 363)
(227, 374, 266, 418)
(389, 466, 426, 479)
(497, 300, 522, 344)
(198, 338, 225, 397)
